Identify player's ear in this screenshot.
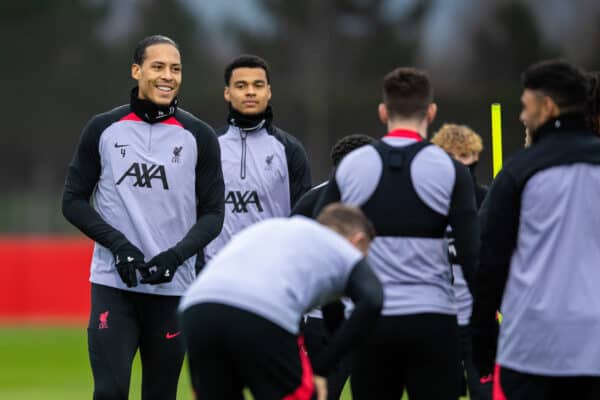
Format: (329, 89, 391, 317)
(426, 102, 437, 124)
(378, 103, 388, 124)
(224, 86, 230, 102)
(131, 63, 141, 80)
(349, 231, 370, 256)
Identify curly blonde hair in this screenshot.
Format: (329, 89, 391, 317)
(430, 123, 483, 155)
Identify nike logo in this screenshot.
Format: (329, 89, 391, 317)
(165, 331, 181, 340)
(114, 143, 130, 148)
(480, 374, 493, 384)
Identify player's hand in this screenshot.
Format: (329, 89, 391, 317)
(313, 375, 327, 400)
(113, 243, 145, 288)
(472, 322, 498, 377)
(138, 249, 182, 285)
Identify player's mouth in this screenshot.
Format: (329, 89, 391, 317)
(156, 85, 175, 93)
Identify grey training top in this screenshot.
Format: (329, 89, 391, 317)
(205, 125, 311, 260)
(180, 216, 363, 334)
(315, 132, 479, 317)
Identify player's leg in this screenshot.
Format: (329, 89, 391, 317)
(553, 376, 600, 400)
(303, 316, 350, 399)
(88, 284, 140, 400)
(138, 293, 185, 400)
(226, 306, 313, 400)
(181, 303, 244, 400)
(496, 366, 549, 400)
(402, 313, 461, 400)
(460, 324, 492, 400)
(351, 316, 406, 399)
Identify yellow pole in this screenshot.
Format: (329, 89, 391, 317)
(491, 103, 503, 177)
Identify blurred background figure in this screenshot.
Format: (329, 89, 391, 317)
(431, 124, 491, 400)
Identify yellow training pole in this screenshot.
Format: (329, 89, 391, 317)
(491, 103, 503, 178)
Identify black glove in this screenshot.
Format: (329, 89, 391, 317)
(138, 249, 182, 285)
(472, 319, 499, 378)
(113, 242, 145, 288)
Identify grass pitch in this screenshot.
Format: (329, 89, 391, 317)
(0, 326, 357, 399)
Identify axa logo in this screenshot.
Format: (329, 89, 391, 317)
(116, 162, 169, 189)
(225, 190, 263, 213)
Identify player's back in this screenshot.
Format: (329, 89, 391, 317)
(498, 156, 600, 375)
(180, 216, 362, 334)
(332, 133, 477, 316)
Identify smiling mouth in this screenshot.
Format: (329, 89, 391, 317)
(156, 85, 174, 93)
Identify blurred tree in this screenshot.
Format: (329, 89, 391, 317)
(231, 0, 431, 180)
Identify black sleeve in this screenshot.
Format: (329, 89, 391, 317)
(287, 138, 312, 207)
(311, 259, 383, 376)
(447, 161, 480, 294)
(290, 185, 325, 218)
(171, 117, 225, 262)
(311, 174, 342, 218)
(471, 169, 520, 355)
(321, 300, 346, 334)
(61, 110, 133, 253)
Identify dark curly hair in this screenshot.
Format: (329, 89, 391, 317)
(330, 134, 375, 166)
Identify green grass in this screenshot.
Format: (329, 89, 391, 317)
(0, 326, 454, 399)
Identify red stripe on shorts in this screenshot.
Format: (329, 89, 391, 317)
(282, 335, 314, 400)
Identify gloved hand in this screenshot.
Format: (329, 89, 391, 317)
(138, 249, 182, 285)
(113, 242, 145, 288)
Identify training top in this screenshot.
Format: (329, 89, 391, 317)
(315, 129, 479, 316)
(181, 216, 366, 332)
(473, 114, 600, 376)
(62, 92, 225, 296)
(205, 124, 311, 260)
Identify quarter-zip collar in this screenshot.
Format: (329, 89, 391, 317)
(130, 87, 178, 124)
(228, 104, 273, 132)
(532, 113, 590, 144)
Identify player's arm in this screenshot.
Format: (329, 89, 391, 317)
(62, 113, 144, 287)
(172, 124, 225, 261)
(62, 114, 136, 252)
(447, 160, 479, 294)
(471, 168, 520, 375)
(311, 259, 383, 376)
(311, 175, 341, 218)
(141, 123, 225, 284)
(287, 137, 312, 207)
(290, 184, 326, 218)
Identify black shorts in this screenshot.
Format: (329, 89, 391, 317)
(495, 365, 600, 400)
(351, 313, 461, 400)
(181, 302, 313, 400)
(88, 283, 184, 400)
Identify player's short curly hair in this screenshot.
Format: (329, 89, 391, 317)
(430, 124, 483, 155)
(330, 134, 375, 166)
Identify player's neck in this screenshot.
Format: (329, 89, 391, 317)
(386, 120, 428, 140)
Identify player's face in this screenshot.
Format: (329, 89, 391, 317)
(520, 89, 551, 135)
(132, 43, 182, 106)
(447, 150, 479, 166)
(225, 67, 271, 115)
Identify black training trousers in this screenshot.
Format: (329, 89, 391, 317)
(495, 366, 600, 400)
(303, 316, 351, 399)
(88, 283, 185, 400)
(459, 324, 492, 400)
(351, 313, 461, 400)
(181, 302, 313, 400)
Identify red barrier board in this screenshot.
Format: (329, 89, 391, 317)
(0, 236, 93, 324)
